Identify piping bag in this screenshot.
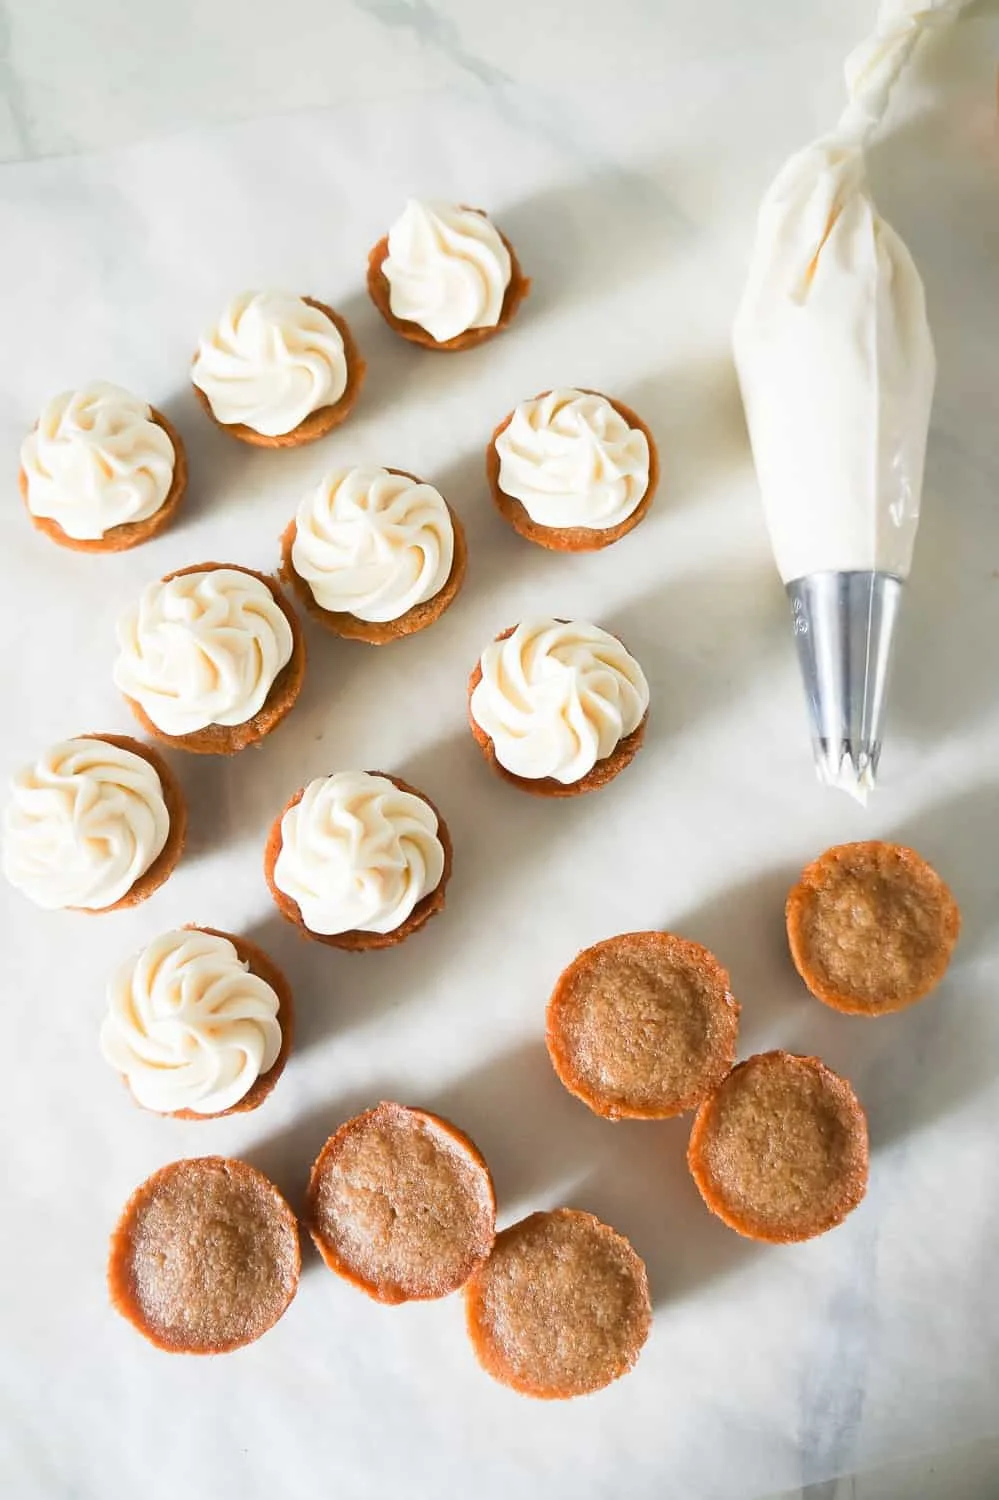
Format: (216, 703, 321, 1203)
(733, 0, 966, 802)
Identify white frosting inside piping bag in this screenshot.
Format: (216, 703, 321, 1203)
(732, 0, 966, 584)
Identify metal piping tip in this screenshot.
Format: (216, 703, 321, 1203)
(814, 743, 878, 805)
(786, 571, 904, 803)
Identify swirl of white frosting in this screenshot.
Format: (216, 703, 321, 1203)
(1, 737, 170, 910)
(100, 928, 282, 1115)
(291, 467, 455, 622)
(496, 389, 650, 531)
(382, 201, 512, 343)
(273, 771, 445, 935)
(20, 382, 175, 541)
(470, 620, 650, 785)
(113, 568, 294, 737)
(191, 291, 348, 436)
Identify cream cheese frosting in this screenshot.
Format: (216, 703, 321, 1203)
(100, 928, 282, 1116)
(382, 201, 512, 343)
(273, 771, 445, 936)
(191, 291, 348, 436)
(20, 382, 175, 541)
(291, 467, 454, 622)
(731, 1, 959, 583)
(113, 568, 294, 737)
(470, 620, 649, 785)
(2, 737, 170, 910)
(732, 142, 934, 581)
(495, 389, 650, 531)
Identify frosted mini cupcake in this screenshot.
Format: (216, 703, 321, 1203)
(367, 200, 529, 351)
(114, 563, 305, 754)
(100, 926, 293, 1119)
(281, 466, 467, 643)
(489, 388, 658, 551)
(192, 291, 364, 446)
(468, 619, 649, 796)
(19, 382, 186, 552)
(2, 733, 185, 912)
(265, 771, 451, 950)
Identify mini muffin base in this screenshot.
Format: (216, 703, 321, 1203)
(464, 1208, 652, 1399)
(263, 772, 452, 950)
(367, 217, 530, 352)
(786, 841, 961, 1016)
(687, 1050, 870, 1245)
(121, 562, 306, 755)
(121, 925, 295, 1121)
(192, 300, 365, 447)
(69, 733, 186, 912)
(467, 625, 647, 798)
(546, 931, 740, 1120)
(279, 472, 467, 643)
(306, 1102, 496, 1303)
(19, 407, 188, 553)
(488, 392, 660, 552)
(107, 1156, 301, 1355)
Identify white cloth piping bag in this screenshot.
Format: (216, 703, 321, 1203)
(733, 0, 967, 801)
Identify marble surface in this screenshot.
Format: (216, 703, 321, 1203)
(0, 0, 874, 164)
(1, 4, 999, 1499)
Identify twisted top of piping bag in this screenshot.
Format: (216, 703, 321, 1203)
(840, 1, 968, 140)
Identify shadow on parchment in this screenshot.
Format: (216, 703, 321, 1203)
(618, 351, 751, 516)
(865, 10, 999, 750)
(667, 865, 807, 1055)
(602, 554, 786, 744)
(155, 379, 309, 541)
(853, 783, 999, 1151)
(499, 163, 694, 319)
(244, 1082, 400, 1270)
(653, 785, 999, 1165)
(786, 784, 999, 1156)
(211, 535, 796, 1075)
(427, 1039, 763, 1308)
(240, 1033, 765, 1303)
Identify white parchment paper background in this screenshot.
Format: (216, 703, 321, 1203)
(1, 13, 998, 1498)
